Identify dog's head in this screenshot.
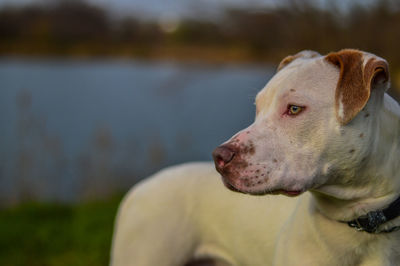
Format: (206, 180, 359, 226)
(213, 49, 390, 196)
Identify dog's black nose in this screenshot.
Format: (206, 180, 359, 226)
(212, 145, 235, 170)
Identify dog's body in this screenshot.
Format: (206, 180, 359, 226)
(112, 162, 295, 265)
(111, 50, 400, 265)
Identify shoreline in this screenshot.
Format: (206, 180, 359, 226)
(0, 43, 285, 64)
(1, 46, 400, 93)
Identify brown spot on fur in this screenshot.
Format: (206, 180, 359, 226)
(241, 141, 255, 155)
(277, 55, 297, 71)
(277, 50, 320, 71)
(250, 146, 255, 155)
(325, 49, 389, 125)
(235, 160, 249, 169)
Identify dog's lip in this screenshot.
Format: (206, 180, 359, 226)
(271, 189, 302, 197)
(244, 189, 303, 197)
(221, 176, 303, 197)
(221, 177, 243, 193)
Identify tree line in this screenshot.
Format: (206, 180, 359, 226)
(0, 0, 399, 69)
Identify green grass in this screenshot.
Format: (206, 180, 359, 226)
(0, 196, 123, 266)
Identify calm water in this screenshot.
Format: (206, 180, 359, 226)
(0, 58, 274, 204)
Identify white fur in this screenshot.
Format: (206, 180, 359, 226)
(111, 52, 400, 265)
(338, 95, 345, 120)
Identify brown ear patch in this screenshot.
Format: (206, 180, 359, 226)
(277, 50, 320, 72)
(277, 55, 297, 71)
(325, 49, 389, 125)
(364, 57, 389, 86)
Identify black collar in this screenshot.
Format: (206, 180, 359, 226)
(343, 195, 400, 233)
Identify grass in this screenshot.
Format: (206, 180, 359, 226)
(0, 195, 123, 266)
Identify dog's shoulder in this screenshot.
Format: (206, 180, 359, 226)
(116, 162, 220, 217)
(126, 161, 219, 197)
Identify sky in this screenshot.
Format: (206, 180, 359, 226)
(0, 0, 378, 19)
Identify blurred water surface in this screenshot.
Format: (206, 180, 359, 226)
(0, 58, 274, 204)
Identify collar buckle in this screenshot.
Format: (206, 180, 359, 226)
(347, 211, 387, 233)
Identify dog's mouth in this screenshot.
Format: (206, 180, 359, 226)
(221, 176, 303, 197)
(270, 189, 302, 197)
(221, 178, 243, 193)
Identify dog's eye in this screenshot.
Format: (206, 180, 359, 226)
(288, 105, 303, 115)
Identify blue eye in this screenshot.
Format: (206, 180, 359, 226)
(288, 105, 303, 115)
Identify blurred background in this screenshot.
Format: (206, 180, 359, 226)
(1, 0, 400, 264)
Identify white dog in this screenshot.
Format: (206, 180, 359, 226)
(111, 49, 400, 266)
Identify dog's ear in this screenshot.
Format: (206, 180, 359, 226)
(325, 49, 389, 125)
(277, 50, 320, 71)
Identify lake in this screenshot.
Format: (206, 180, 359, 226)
(0, 58, 274, 204)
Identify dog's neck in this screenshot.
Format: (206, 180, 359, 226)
(311, 92, 400, 224)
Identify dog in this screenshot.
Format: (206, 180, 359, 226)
(111, 49, 400, 265)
